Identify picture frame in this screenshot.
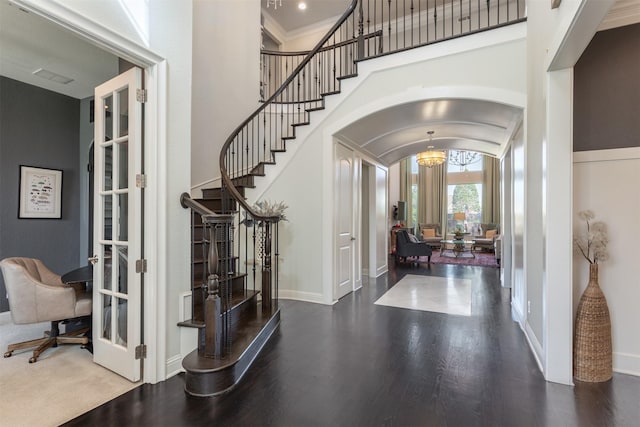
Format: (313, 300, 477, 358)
(18, 165, 63, 219)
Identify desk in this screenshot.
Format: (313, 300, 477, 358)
(61, 265, 94, 352)
(62, 265, 93, 285)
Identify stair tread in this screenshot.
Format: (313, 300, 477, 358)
(182, 302, 279, 372)
(177, 290, 261, 329)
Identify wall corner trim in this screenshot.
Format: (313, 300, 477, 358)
(573, 147, 640, 163)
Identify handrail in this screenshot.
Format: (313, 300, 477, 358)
(220, 0, 359, 222)
(261, 30, 381, 57)
(180, 192, 233, 224)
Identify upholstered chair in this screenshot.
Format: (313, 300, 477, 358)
(473, 224, 500, 252)
(395, 230, 432, 264)
(418, 223, 443, 248)
(0, 257, 92, 363)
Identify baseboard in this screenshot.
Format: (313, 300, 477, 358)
(190, 176, 222, 195)
(374, 264, 388, 277)
(165, 354, 184, 379)
(613, 352, 640, 377)
(523, 320, 544, 375)
(0, 311, 11, 325)
(279, 289, 324, 304)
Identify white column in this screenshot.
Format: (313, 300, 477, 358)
(543, 68, 574, 385)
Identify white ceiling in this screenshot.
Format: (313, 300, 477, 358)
(262, 0, 350, 33)
(335, 99, 523, 165)
(0, 0, 119, 99)
(1, 0, 637, 167)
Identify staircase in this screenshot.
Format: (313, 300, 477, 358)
(180, 0, 525, 397)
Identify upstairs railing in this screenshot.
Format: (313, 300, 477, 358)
(217, 0, 526, 353)
(260, 0, 526, 100)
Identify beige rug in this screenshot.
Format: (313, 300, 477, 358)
(375, 274, 472, 316)
(0, 334, 139, 426)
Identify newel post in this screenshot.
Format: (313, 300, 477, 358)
(203, 221, 223, 358)
(261, 221, 273, 311)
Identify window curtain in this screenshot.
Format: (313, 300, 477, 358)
(417, 161, 447, 234)
(399, 158, 414, 228)
(482, 156, 500, 223)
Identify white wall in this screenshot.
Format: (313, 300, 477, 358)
(247, 26, 526, 304)
(21, 0, 194, 381)
(526, 0, 617, 384)
(191, 0, 262, 193)
(374, 165, 388, 277)
(573, 148, 640, 376)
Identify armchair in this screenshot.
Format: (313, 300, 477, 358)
(418, 223, 443, 248)
(473, 224, 500, 252)
(0, 257, 92, 363)
(395, 230, 432, 264)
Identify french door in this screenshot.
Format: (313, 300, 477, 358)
(92, 67, 143, 382)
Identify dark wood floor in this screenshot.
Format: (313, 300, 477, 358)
(65, 260, 640, 426)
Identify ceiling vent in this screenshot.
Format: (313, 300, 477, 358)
(32, 68, 74, 85)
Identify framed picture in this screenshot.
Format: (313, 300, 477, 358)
(19, 166, 63, 219)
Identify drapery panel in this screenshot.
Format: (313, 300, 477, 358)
(482, 155, 501, 223)
(399, 158, 414, 228)
(417, 162, 447, 233)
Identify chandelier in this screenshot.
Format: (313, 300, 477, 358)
(448, 150, 481, 168)
(416, 131, 447, 168)
(266, 0, 282, 8)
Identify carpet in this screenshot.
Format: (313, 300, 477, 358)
(407, 250, 499, 268)
(374, 274, 472, 316)
(0, 319, 139, 427)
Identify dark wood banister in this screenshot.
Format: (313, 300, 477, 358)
(219, 0, 359, 222)
(260, 30, 381, 57)
(180, 192, 234, 224)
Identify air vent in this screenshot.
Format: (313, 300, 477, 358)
(32, 68, 74, 85)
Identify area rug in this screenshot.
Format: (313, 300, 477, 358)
(412, 251, 499, 268)
(375, 274, 472, 316)
(0, 319, 140, 426)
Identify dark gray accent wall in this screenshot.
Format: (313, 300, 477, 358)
(574, 23, 640, 151)
(0, 76, 81, 312)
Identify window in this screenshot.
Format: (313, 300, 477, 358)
(447, 154, 484, 235)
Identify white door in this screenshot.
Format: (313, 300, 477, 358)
(92, 68, 143, 381)
(335, 143, 354, 300)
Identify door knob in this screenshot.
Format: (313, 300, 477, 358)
(88, 255, 99, 265)
(351, 237, 356, 241)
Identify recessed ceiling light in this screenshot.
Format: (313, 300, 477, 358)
(298, 2, 307, 10)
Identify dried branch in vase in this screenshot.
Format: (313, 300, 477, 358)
(574, 210, 609, 264)
(253, 199, 289, 222)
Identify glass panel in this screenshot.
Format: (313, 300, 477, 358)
(116, 297, 128, 346)
(117, 246, 128, 294)
(117, 88, 129, 138)
(104, 94, 113, 142)
(103, 245, 112, 291)
(118, 193, 128, 241)
(103, 145, 113, 191)
(103, 195, 112, 240)
(102, 294, 112, 341)
(117, 141, 128, 190)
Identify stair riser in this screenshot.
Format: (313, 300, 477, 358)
(191, 275, 247, 323)
(183, 307, 281, 397)
(202, 187, 245, 199)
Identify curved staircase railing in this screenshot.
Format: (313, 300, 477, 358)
(184, 0, 526, 397)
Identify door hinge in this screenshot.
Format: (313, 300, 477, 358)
(136, 89, 147, 103)
(135, 344, 147, 360)
(136, 174, 147, 188)
(135, 259, 147, 273)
